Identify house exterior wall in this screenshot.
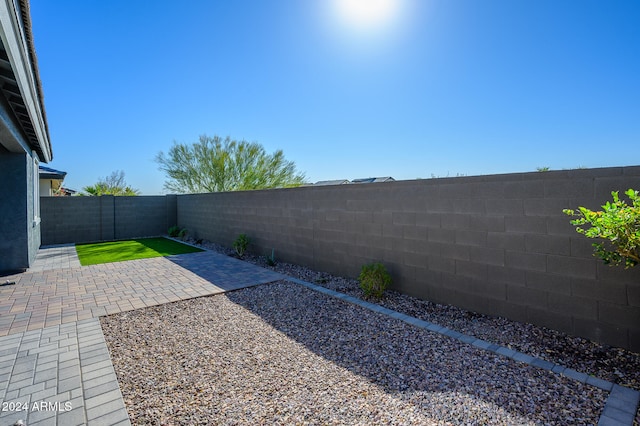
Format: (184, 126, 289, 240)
(0, 151, 40, 271)
(0, 68, 40, 271)
(176, 167, 640, 351)
(0, 0, 52, 272)
(39, 178, 52, 196)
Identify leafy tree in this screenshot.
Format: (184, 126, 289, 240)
(563, 189, 640, 268)
(155, 135, 306, 193)
(81, 170, 140, 196)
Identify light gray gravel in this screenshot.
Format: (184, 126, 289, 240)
(102, 281, 606, 425)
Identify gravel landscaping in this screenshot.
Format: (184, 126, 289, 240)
(102, 281, 606, 425)
(194, 239, 640, 393)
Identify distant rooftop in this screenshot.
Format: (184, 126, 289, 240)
(312, 177, 395, 186)
(351, 177, 395, 184)
(312, 179, 350, 186)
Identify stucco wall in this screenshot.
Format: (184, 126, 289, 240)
(0, 152, 40, 271)
(0, 153, 28, 270)
(176, 167, 640, 351)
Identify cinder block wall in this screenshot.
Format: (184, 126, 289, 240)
(113, 196, 173, 240)
(177, 167, 640, 351)
(41, 195, 176, 244)
(41, 197, 104, 244)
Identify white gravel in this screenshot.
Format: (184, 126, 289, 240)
(102, 281, 606, 425)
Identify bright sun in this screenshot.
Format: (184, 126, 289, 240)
(332, 0, 401, 31)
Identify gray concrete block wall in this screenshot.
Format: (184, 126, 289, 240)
(41, 196, 171, 245)
(114, 196, 169, 240)
(41, 197, 103, 244)
(178, 189, 318, 268)
(166, 194, 177, 230)
(38, 167, 640, 350)
(177, 166, 640, 351)
(100, 195, 115, 241)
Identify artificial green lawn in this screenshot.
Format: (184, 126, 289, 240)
(75, 237, 203, 266)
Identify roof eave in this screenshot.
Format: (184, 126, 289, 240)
(0, 0, 51, 162)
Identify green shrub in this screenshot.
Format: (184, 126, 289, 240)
(266, 248, 277, 266)
(358, 262, 391, 299)
(563, 189, 639, 268)
(169, 226, 188, 240)
(168, 226, 181, 237)
(233, 234, 250, 258)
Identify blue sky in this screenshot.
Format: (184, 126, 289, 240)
(31, 0, 639, 195)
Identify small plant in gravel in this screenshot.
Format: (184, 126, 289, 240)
(358, 262, 391, 299)
(564, 189, 640, 268)
(168, 226, 188, 240)
(265, 248, 277, 266)
(233, 234, 250, 258)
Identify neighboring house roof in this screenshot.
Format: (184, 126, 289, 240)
(312, 177, 396, 185)
(313, 179, 351, 186)
(351, 177, 395, 184)
(38, 165, 66, 180)
(0, 0, 52, 162)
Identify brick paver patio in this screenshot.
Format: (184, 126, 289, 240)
(0, 246, 285, 426)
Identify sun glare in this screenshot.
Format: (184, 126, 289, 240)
(332, 0, 401, 31)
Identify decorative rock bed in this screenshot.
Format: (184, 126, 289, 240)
(198, 239, 640, 392)
(102, 281, 606, 425)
